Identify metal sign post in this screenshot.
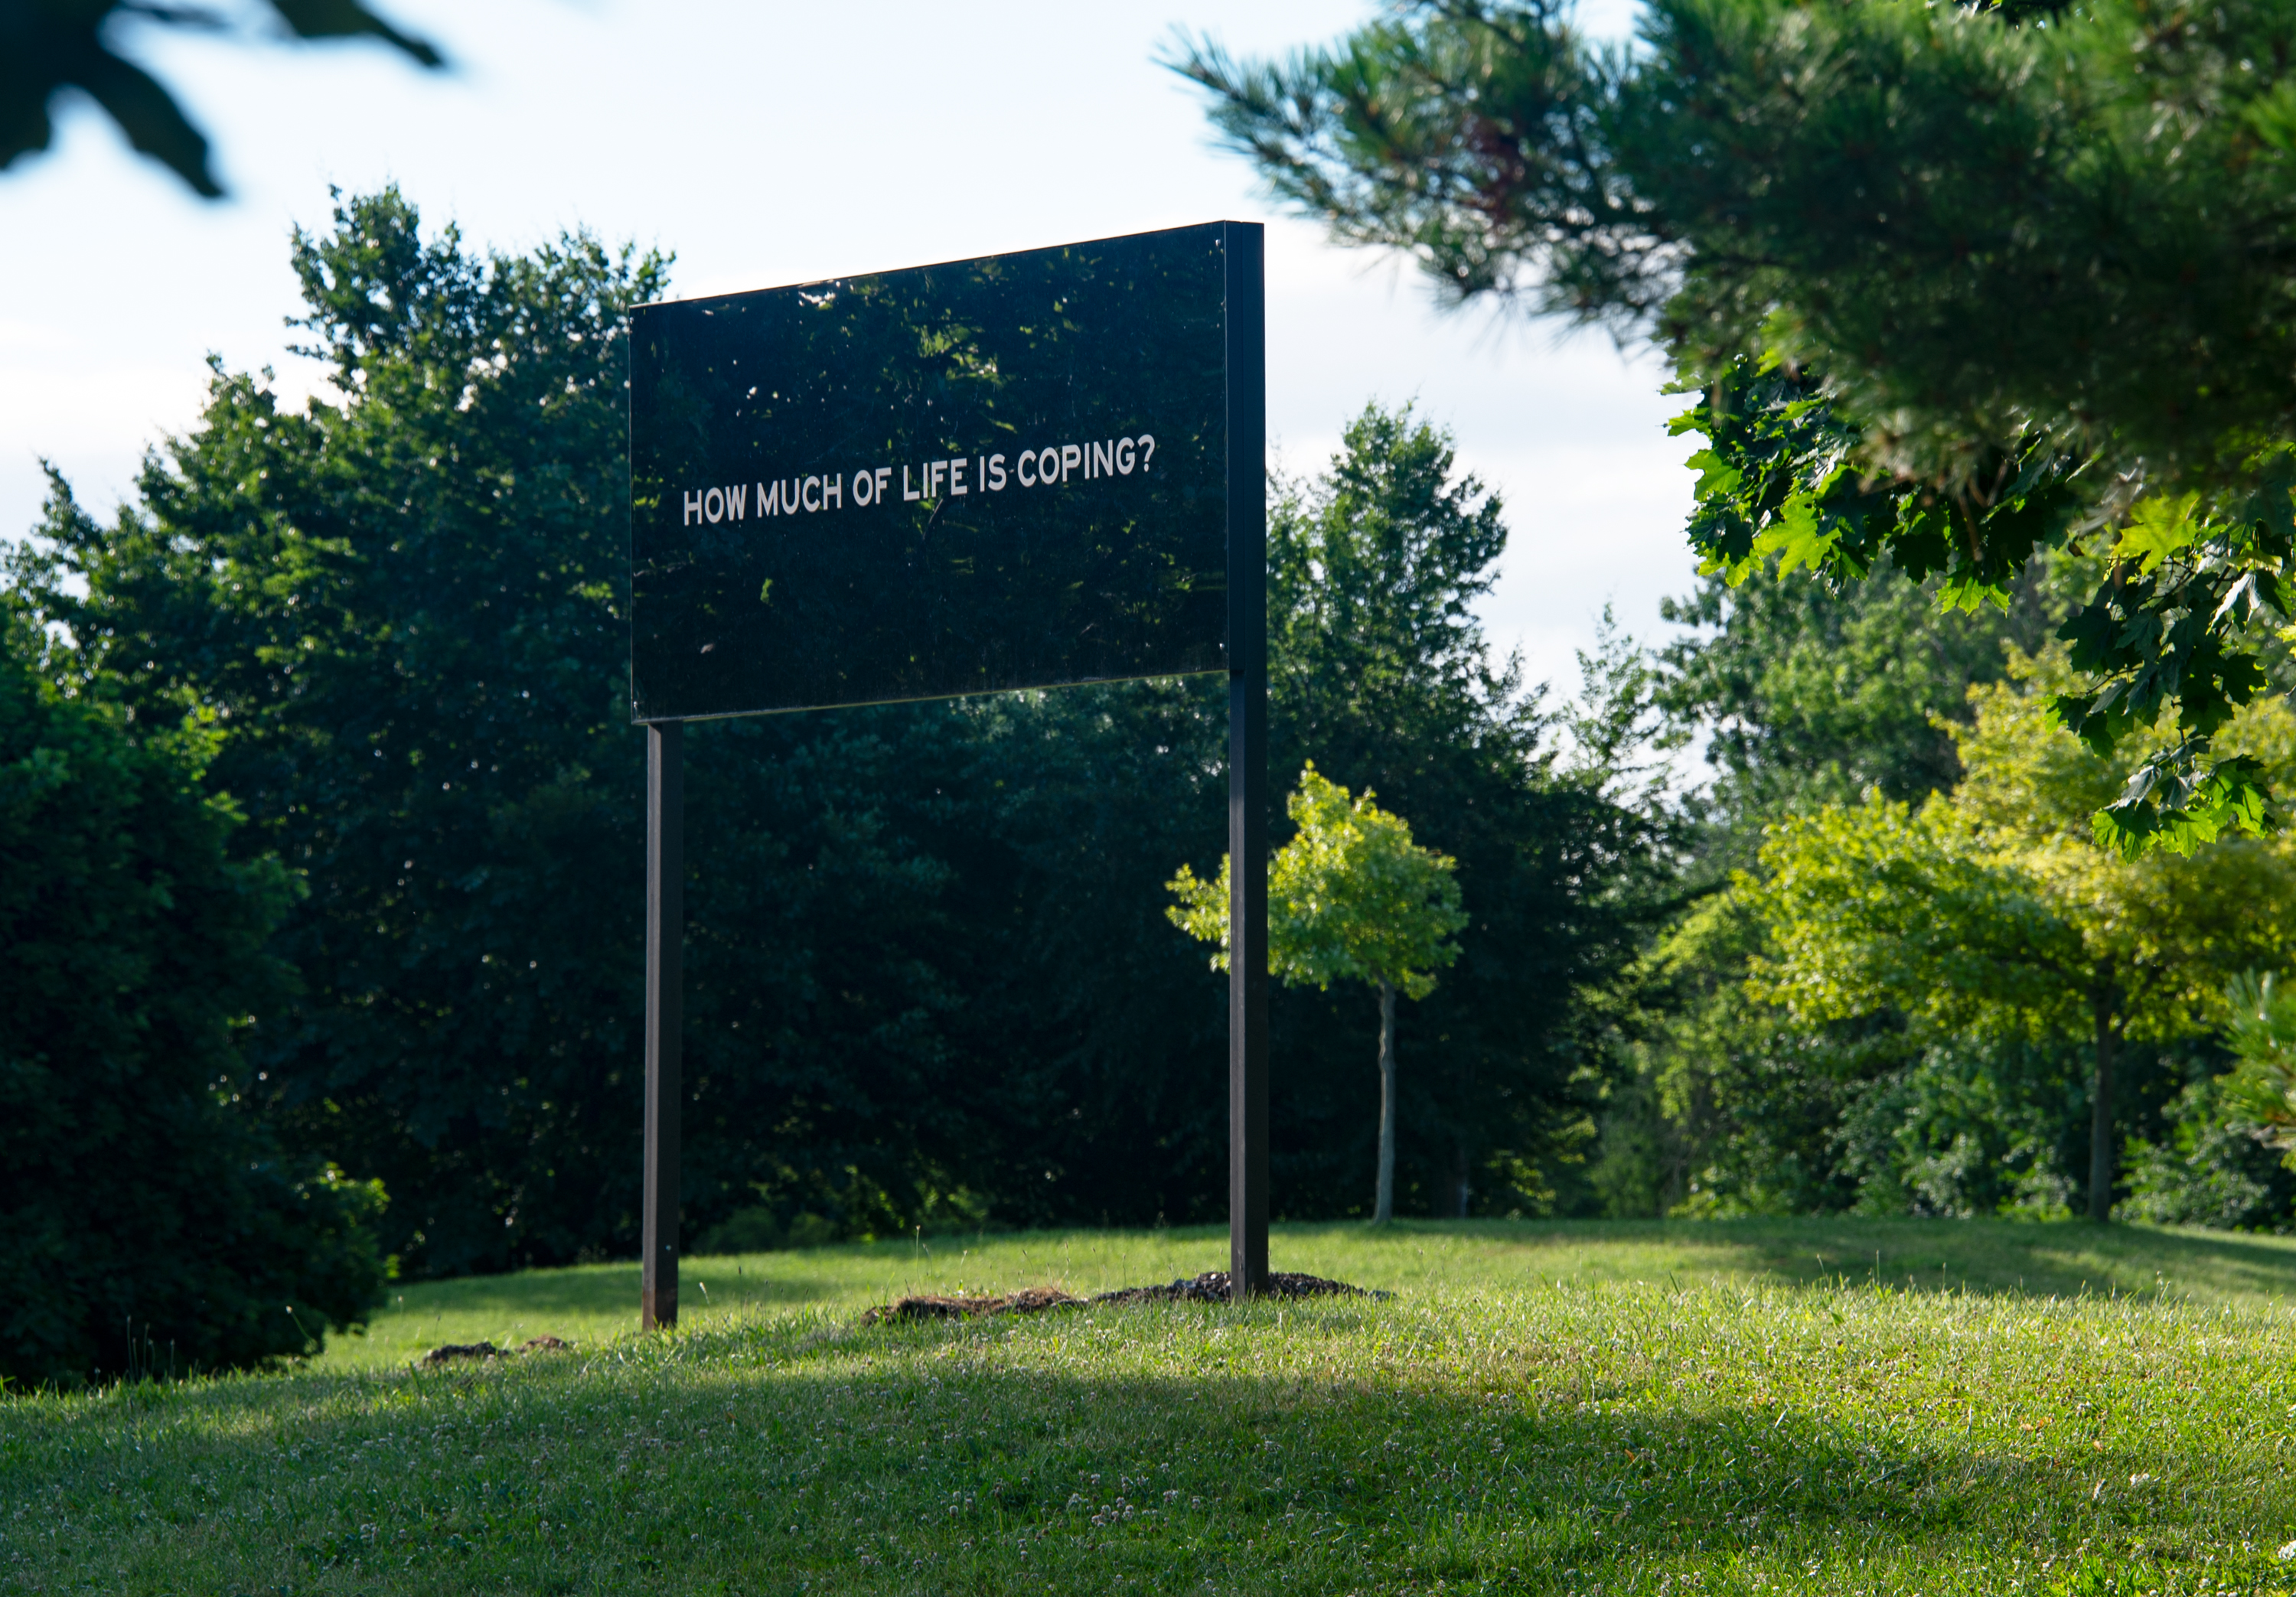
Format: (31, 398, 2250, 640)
(1225, 227, 1268, 1300)
(641, 720, 683, 1331)
(629, 222, 1267, 1326)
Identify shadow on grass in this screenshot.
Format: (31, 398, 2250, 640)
(1301, 1216, 2296, 1303)
(377, 1263, 844, 1320)
(751, 1311, 2268, 1586)
(49, 1306, 2275, 1595)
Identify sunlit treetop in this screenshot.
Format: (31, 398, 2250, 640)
(1167, 762, 1467, 998)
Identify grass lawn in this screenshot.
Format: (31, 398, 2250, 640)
(8, 1217, 2296, 1594)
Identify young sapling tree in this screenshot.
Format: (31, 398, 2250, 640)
(1170, 763, 1467, 1221)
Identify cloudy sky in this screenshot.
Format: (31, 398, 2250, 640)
(1, 0, 1699, 700)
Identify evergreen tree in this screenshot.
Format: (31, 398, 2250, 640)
(1179, 0, 2296, 849)
(1253, 404, 1665, 1216)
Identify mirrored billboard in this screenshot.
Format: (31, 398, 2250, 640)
(629, 222, 1246, 721)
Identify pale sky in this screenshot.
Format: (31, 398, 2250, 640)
(0, 0, 1698, 700)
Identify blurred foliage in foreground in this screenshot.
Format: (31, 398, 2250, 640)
(2, 2, 441, 200)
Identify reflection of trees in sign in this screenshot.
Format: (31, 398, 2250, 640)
(629, 225, 1230, 720)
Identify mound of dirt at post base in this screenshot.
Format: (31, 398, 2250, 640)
(859, 1286, 1088, 1325)
(859, 1271, 1373, 1325)
(420, 1335, 574, 1365)
(422, 1341, 503, 1364)
(1091, 1270, 1371, 1305)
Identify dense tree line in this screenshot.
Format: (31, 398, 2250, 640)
(27, 12, 2296, 1367)
(1588, 562, 2296, 1226)
(1, 191, 1657, 1356)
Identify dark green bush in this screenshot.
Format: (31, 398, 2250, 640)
(2118, 1080, 2296, 1231)
(0, 629, 386, 1387)
(694, 1206, 785, 1255)
(783, 1214, 843, 1250)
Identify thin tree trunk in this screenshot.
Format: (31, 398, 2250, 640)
(1375, 979, 1397, 1224)
(1453, 1048, 1477, 1218)
(2089, 988, 2117, 1223)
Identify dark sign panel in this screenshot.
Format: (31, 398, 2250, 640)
(628, 222, 1250, 722)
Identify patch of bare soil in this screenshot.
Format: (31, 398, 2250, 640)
(422, 1342, 502, 1364)
(859, 1286, 1087, 1325)
(421, 1335, 574, 1365)
(1092, 1270, 1370, 1305)
(861, 1271, 1373, 1325)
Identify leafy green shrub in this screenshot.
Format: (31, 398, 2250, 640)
(784, 1214, 842, 1250)
(2113, 979, 2296, 1232)
(0, 631, 386, 1386)
(2117, 1079, 2293, 1231)
(694, 1206, 784, 1255)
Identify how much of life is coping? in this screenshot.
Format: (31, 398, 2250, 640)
(680, 432, 1159, 525)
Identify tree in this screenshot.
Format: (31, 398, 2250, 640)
(1169, 764, 1468, 1221)
(8, 189, 1241, 1257)
(0, 620, 384, 1387)
(1260, 404, 1667, 1218)
(7, 191, 982, 1273)
(1609, 549, 2164, 1220)
(8, 191, 673, 1274)
(2222, 973, 2296, 1152)
(1176, 0, 2296, 852)
(1741, 651, 2296, 1218)
(1600, 888, 1882, 1219)
(1657, 556, 2070, 852)
(5, 1, 441, 197)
